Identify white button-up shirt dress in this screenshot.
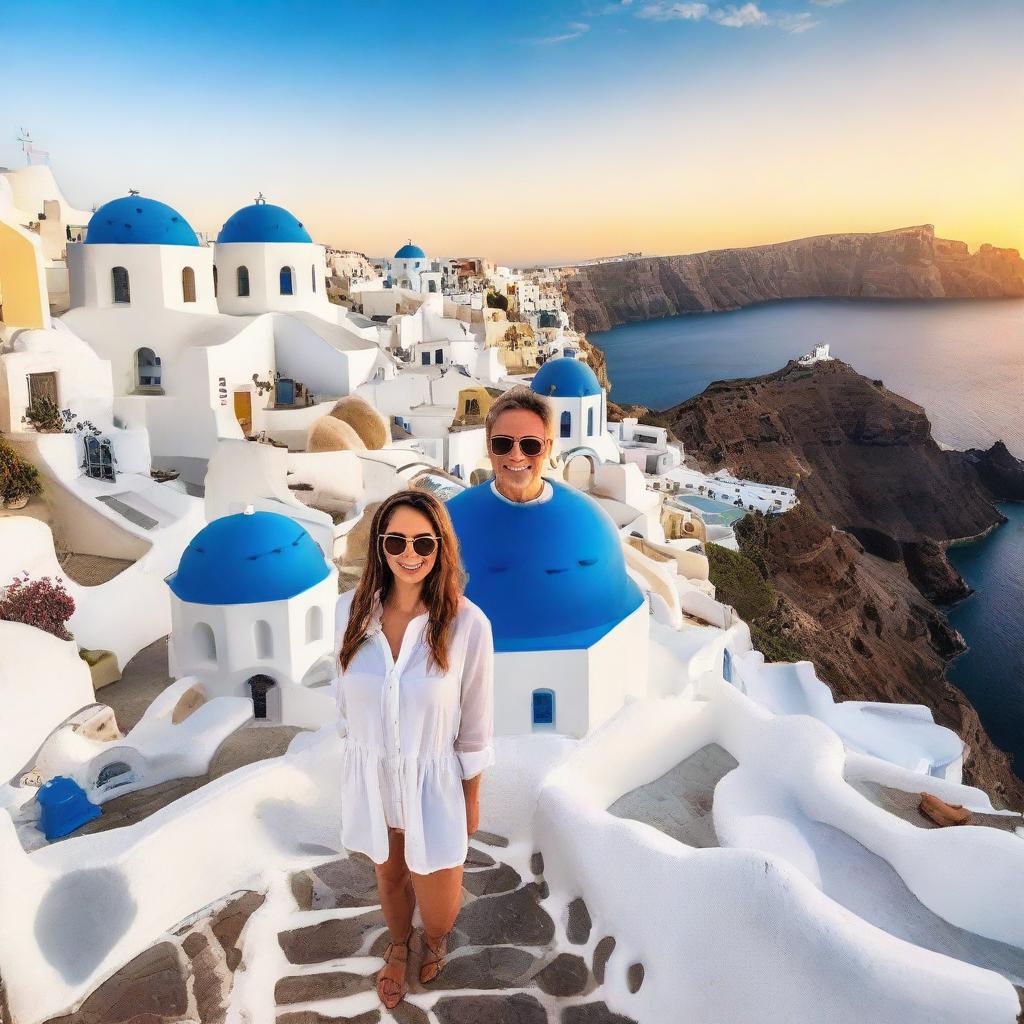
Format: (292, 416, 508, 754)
(334, 589, 495, 874)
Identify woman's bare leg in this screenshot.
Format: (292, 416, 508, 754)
(373, 829, 416, 1003)
(410, 863, 463, 982)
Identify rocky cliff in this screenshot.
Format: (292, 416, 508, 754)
(561, 226, 1024, 332)
(661, 359, 1024, 808)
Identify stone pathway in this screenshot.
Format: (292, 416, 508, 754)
(37, 833, 641, 1024)
(273, 833, 639, 1024)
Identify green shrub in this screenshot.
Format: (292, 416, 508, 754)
(706, 542, 776, 622)
(0, 434, 43, 502)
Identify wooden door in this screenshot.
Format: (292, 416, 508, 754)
(233, 390, 252, 435)
(28, 372, 58, 408)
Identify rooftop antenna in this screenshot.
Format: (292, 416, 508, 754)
(17, 127, 49, 167)
(255, 192, 267, 205)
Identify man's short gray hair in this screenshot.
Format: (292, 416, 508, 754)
(485, 385, 553, 438)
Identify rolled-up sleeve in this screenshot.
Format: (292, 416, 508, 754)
(455, 610, 495, 780)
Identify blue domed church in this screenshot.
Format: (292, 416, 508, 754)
(166, 508, 339, 726)
(447, 476, 648, 738)
(213, 196, 330, 316)
(530, 356, 620, 463)
(385, 241, 442, 293)
(69, 194, 217, 313)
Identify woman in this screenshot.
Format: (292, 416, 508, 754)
(335, 489, 494, 1009)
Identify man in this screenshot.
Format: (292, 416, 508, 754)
(446, 386, 642, 652)
(476, 386, 554, 505)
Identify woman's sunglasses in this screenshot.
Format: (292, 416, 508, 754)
(489, 435, 546, 458)
(380, 533, 440, 557)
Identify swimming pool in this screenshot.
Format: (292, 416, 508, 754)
(671, 495, 750, 525)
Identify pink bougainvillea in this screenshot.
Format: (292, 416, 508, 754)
(0, 572, 76, 641)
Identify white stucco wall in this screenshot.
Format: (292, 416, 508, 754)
(167, 572, 338, 729)
(68, 242, 217, 314)
(213, 241, 330, 317)
(0, 620, 94, 780)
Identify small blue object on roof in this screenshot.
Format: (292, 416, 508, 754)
(37, 776, 101, 840)
(85, 196, 200, 246)
(167, 509, 330, 605)
(446, 480, 643, 652)
(530, 357, 602, 398)
(217, 203, 312, 244)
(394, 242, 426, 259)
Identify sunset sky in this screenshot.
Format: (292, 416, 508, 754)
(1, 0, 1021, 264)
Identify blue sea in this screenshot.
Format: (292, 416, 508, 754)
(948, 505, 1024, 776)
(593, 298, 1024, 778)
(595, 298, 1024, 458)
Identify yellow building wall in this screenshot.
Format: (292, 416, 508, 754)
(0, 219, 49, 330)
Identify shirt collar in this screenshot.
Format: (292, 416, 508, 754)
(490, 479, 553, 506)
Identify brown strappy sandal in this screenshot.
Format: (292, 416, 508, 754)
(376, 928, 412, 1009)
(419, 930, 449, 985)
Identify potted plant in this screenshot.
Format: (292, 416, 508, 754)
(0, 434, 43, 509)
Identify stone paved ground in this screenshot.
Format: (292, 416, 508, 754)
(39, 834, 641, 1024)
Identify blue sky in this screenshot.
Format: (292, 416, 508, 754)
(2, 1, 1021, 262)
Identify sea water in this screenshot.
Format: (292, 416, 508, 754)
(594, 298, 1024, 457)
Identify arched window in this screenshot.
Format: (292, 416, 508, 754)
(532, 689, 555, 728)
(254, 620, 273, 659)
(212, 265, 218, 297)
(587, 407, 594, 436)
(723, 647, 733, 683)
(193, 622, 216, 662)
(428, 280, 437, 293)
(279, 266, 294, 295)
(111, 266, 131, 304)
(434, 349, 443, 364)
(560, 410, 571, 438)
(182, 266, 196, 303)
(305, 606, 323, 644)
(135, 347, 162, 391)
(311, 265, 317, 292)
(237, 265, 250, 297)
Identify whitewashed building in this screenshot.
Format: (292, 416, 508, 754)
(167, 507, 338, 727)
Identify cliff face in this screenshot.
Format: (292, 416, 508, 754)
(662, 359, 1024, 808)
(666, 359, 1004, 600)
(561, 226, 1024, 332)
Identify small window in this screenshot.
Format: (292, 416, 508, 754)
(182, 266, 196, 303)
(254, 620, 273, 659)
(435, 349, 443, 364)
(305, 606, 323, 644)
(193, 622, 217, 662)
(212, 265, 218, 297)
(280, 266, 294, 295)
(587, 407, 594, 437)
(237, 265, 250, 297)
(532, 689, 555, 728)
(428, 280, 437, 292)
(311, 265, 317, 292)
(466, 398, 480, 416)
(135, 347, 161, 390)
(112, 266, 130, 304)
(560, 411, 571, 438)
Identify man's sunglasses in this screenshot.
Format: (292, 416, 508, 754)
(489, 435, 546, 458)
(380, 533, 440, 557)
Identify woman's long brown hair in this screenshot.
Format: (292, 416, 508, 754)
(339, 489, 464, 674)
